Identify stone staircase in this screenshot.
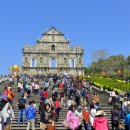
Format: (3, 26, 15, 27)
(0, 79, 124, 130)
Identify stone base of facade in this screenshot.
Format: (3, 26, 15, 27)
(22, 67, 84, 76)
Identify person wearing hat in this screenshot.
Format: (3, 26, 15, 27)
(82, 106, 90, 130)
(93, 109, 109, 130)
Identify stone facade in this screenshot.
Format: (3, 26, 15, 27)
(22, 27, 84, 75)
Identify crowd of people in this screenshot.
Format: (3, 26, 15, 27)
(0, 74, 130, 130)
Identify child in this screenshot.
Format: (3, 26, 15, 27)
(47, 117, 55, 130)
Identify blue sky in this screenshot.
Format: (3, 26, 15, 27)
(0, 0, 130, 74)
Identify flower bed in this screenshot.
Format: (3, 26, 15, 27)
(80, 76, 130, 92)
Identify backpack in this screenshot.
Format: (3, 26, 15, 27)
(26, 106, 35, 119)
(18, 99, 25, 108)
(7, 92, 14, 100)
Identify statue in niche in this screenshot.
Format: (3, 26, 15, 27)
(40, 57, 43, 64)
(25, 57, 28, 64)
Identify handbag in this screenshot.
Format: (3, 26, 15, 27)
(62, 119, 69, 128)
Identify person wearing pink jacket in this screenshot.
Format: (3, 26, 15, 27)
(93, 110, 109, 130)
(3, 87, 8, 96)
(66, 105, 80, 130)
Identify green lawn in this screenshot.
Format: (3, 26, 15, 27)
(86, 76, 130, 92)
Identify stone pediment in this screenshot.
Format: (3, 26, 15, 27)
(43, 27, 63, 35)
(37, 27, 69, 43)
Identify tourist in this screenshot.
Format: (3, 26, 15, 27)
(111, 105, 120, 130)
(74, 106, 83, 130)
(32, 100, 38, 110)
(0, 107, 4, 130)
(46, 116, 55, 130)
(25, 101, 36, 130)
(27, 83, 31, 98)
(81, 87, 87, 106)
(82, 106, 90, 130)
(75, 89, 81, 106)
(45, 95, 54, 108)
(110, 90, 116, 106)
(44, 80, 49, 90)
(93, 110, 109, 130)
(92, 92, 99, 106)
(58, 81, 64, 91)
(20, 82, 24, 96)
(3, 87, 8, 97)
(9, 77, 13, 86)
(17, 97, 26, 125)
(17, 82, 21, 92)
(124, 109, 130, 130)
(42, 88, 49, 101)
(32, 81, 35, 93)
(34, 82, 39, 97)
(89, 103, 96, 130)
(32, 100, 38, 126)
(39, 103, 52, 130)
(66, 105, 80, 130)
(89, 82, 93, 92)
(23, 91, 28, 103)
(67, 96, 73, 108)
(54, 97, 61, 122)
(2, 103, 14, 130)
(7, 88, 14, 107)
(60, 92, 66, 108)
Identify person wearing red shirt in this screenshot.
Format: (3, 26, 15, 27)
(54, 98, 61, 122)
(82, 107, 91, 130)
(42, 88, 49, 100)
(58, 82, 63, 90)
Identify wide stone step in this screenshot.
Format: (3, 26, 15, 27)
(0, 80, 124, 130)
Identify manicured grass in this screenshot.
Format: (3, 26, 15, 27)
(84, 76, 130, 92)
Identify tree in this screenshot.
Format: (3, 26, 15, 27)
(92, 49, 109, 62)
(87, 54, 128, 78)
(126, 55, 130, 66)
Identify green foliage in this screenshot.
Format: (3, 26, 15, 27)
(127, 55, 130, 65)
(85, 54, 130, 79)
(87, 76, 130, 92)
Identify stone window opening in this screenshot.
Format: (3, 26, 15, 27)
(51, 45, 55, 52)
(50, 58, 56, 68)
(70, 59, 75, 68)
(64, 58, 67, 64)
(32, 58, 36, 67)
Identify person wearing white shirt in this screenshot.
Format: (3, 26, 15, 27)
(110, 90, 116, 106)
(90, 104, 96, 128)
